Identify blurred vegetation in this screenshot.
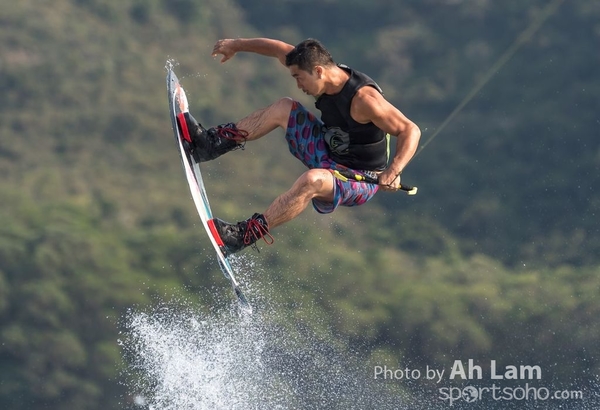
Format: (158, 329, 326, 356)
(1, 0, 599, 408)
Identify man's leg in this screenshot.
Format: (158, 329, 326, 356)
(236, 97, 294, 141)
(180, 97, 294, 162)
(264, 169, 335, 228)
(211, 169, 335, 255)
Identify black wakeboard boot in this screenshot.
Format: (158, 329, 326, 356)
(177, 112, 247, 162)
(210, 213, 273, 256)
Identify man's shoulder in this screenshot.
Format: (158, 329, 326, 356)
(354, 85, 385, 105)
(350, 86, 387, 123)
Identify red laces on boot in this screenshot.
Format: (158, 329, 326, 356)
(218, 126, 249, 143)
(244, 219, 274, 246)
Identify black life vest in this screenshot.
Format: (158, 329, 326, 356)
(315, 65, 388, 171)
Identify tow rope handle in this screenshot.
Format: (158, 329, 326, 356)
(332, 169, 418, 196)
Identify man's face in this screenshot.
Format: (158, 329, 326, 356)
(289, 65, 322, 96)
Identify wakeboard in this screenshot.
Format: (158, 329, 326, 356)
(166, 65, 252, 314)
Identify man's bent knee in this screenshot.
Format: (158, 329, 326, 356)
(276, 97, 294, 115)
(276, 97, 294, 110)
(298, 169, 335, 201)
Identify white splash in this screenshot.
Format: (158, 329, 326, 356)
(121, 252, 408, 410)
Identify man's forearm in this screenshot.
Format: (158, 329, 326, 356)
(389, 124, 421, 175)
(231, 38, 294, 65)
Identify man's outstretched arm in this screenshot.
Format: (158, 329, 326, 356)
(212, 38, 295, 66)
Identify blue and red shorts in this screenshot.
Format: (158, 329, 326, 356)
(285, 101, 379, 214)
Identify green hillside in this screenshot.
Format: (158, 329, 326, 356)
(1, 0, 599, 408)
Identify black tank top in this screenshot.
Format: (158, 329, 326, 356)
(315, 65, 388, 171)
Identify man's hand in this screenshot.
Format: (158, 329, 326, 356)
(212, 39, 237, 63)
(377, 168, 402, 192)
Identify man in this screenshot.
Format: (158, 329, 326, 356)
(178, 37, 421, 256)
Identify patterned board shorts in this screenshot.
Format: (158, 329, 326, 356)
(285, 101, 379, 214)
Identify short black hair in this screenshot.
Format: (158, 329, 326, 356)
(285, 39, 336, 73)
